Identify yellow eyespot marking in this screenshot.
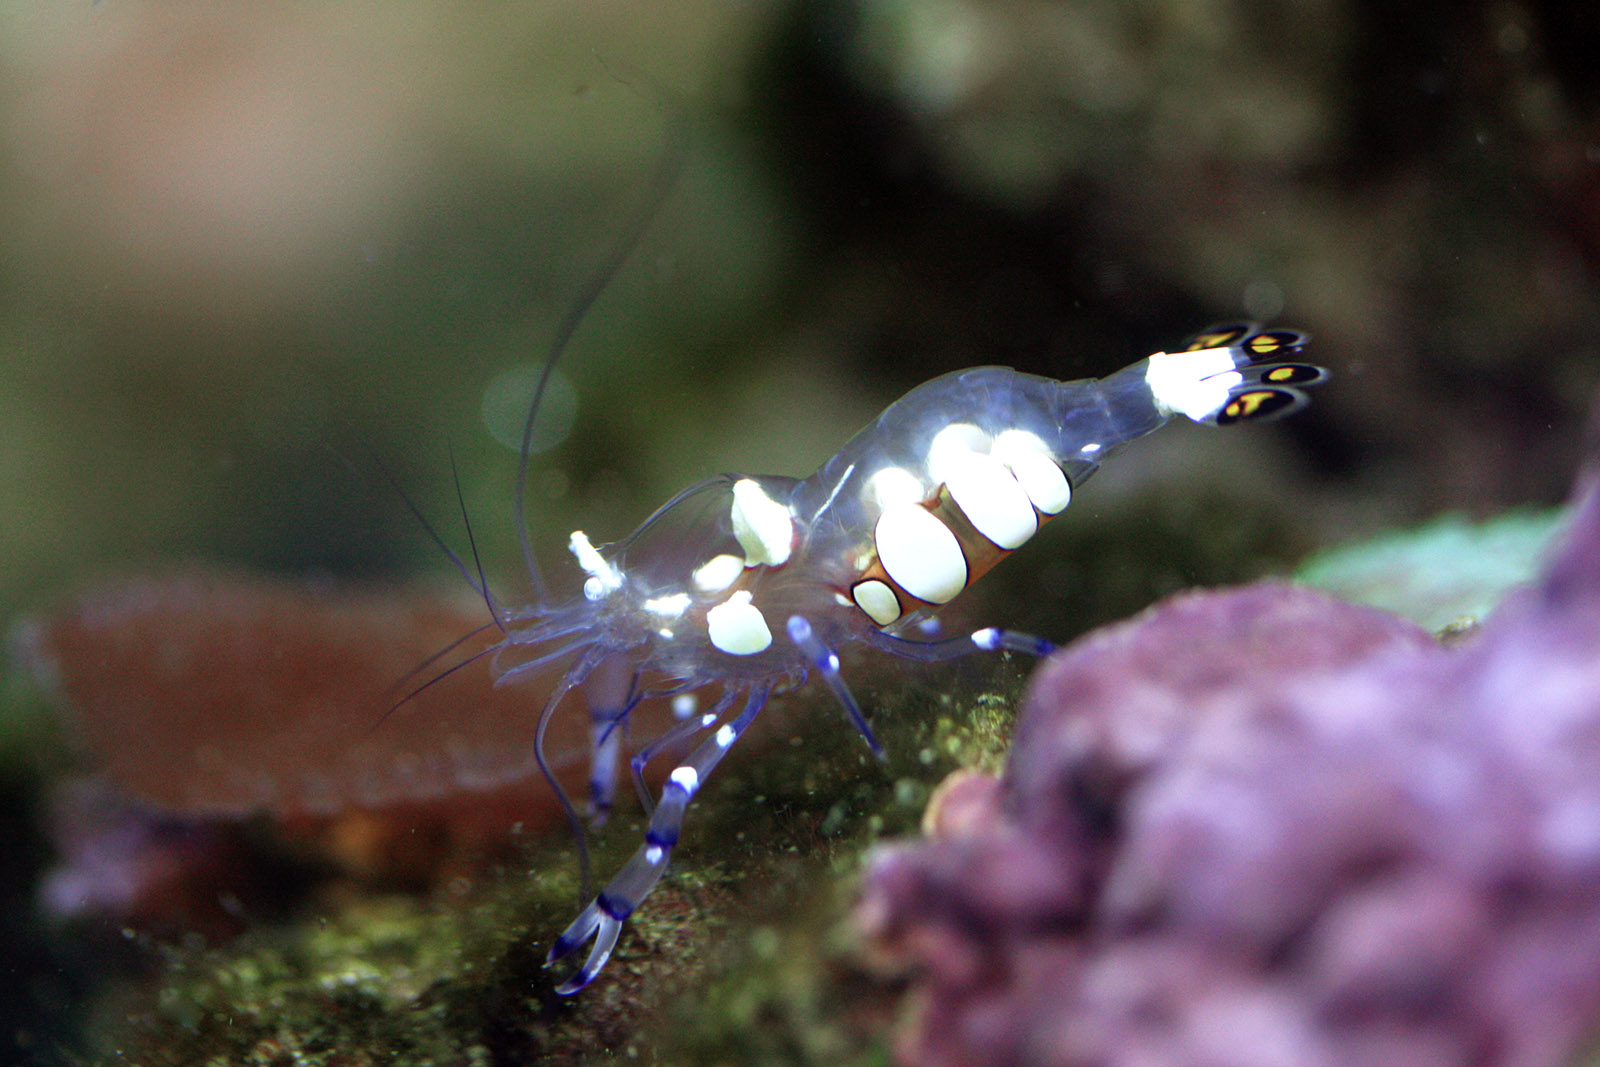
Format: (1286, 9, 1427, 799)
(1247, 334, 1284, 356)
(1184, 325, 1249, 351)
(1263, 364, 1322, 384)
(1227, 391, 1275, 419)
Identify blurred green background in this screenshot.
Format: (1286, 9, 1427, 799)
(2, 0, 1595, 631)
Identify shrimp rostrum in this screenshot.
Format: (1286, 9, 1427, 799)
(471, 317, 1326, 993)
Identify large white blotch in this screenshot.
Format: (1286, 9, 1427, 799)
(875, 503, 967, 604)
(992, 429, 1071, 514)
(926, 422, 992, 487)
(1145, 349, 1244, 422)
(706, 589, 773, 655)
(692, 553, 744, 593)
(864, 465, 926, 511)
(851, 578, 902, 626)
(942, 449, 1038, 549)
(731, 479, 794, 567)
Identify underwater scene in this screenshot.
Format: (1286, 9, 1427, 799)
(3, 2, 1600, 1064)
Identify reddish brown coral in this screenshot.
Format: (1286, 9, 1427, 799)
(860, 467, 1600, 1064)
(16, 572, 595, 816)
(15, 571, 613, 926)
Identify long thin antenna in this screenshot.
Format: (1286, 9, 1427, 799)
(359, 450, 503, 624)
(513, 113, 690, 605)
(371, 633, 504, 734)
(448, 440, 504, 631)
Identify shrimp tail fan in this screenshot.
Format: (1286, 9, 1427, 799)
(1181, 322, 1329, 426)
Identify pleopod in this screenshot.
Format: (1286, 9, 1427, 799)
(422, 172, 1327, 995)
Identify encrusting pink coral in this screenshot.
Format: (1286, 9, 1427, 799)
(859, 427, 1600, 1066)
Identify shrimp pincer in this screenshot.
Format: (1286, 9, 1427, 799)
(487, 318, 1324, 993)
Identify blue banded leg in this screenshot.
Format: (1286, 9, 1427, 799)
(787, 615, 885, 759)
(547, 683, 772, 995)
(628, 688, 739, 816)
(864, 626, 1055, 661)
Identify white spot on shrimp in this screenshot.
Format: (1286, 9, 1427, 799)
(992, 429, 1072, 515)
(991, 428, 1049, 455)
(715, 724, 736, 748)
(646, 845, 665, 865)
(852, 578, 902, 626)
(692, 553, 744, 593)
(669, 765, 700, 796)
(1145, 350, 1244, 422)
(730, 479, 794, 567)
(941, 449, 1038, 549)
(706, 589, 773, 655)
(875, 503, 967, 604)
(864, 466, 926, 511)
(644, 593, 692, 617)
(926, 422, 992, 486)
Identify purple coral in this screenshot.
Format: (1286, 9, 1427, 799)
(859, 466, 1600, 1065)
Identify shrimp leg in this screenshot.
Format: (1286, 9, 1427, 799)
(787, 615, 886, 759)
(628, 688, 741, 816)
(582, 657, 638, 824)
(864, 626, 1056, 661)
(547, 683, 772, 994)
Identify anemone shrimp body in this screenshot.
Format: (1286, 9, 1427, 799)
(512, 325, 1324, 993)
(497, 365, 1122, 699)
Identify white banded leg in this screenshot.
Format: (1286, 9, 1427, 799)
(787, 615, 885, 759)
(547, 683, 771, 995)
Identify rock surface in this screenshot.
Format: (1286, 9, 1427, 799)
(861, 464, 1600, 1066)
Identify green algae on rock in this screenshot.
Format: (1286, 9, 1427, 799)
(1296, 508, 1566, 633)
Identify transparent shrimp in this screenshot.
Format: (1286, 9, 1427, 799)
(403, 107, 1329, 998)
(484, 311, 1326, 991)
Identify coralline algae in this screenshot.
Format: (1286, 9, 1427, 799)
(860, 461, 1600, 1065)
